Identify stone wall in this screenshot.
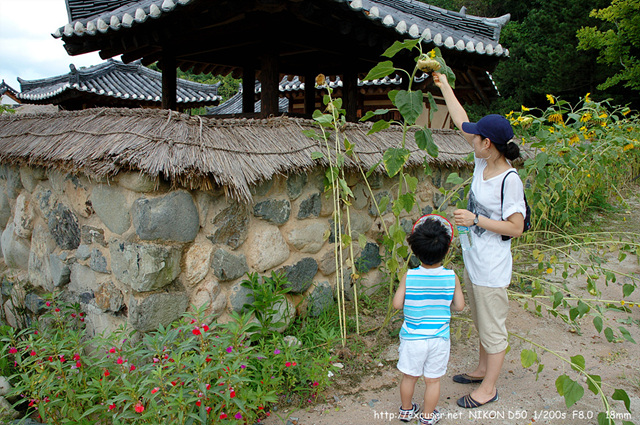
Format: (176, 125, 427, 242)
(0, 163, 464, 337)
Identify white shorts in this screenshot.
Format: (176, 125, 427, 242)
(397, 337, 450, 378)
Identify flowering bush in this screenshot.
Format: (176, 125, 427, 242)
(2, 298, 336, 424)
(507, 94, 640, 231)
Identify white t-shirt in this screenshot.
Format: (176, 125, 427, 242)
(463, 156, 526, 287)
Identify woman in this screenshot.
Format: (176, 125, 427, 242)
(432, 72, 526, 409)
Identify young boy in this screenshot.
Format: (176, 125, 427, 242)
(392, 214, 465, 424)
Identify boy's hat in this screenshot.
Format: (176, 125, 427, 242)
(412, 214, 453, 242)
(461, 114, 514, 145)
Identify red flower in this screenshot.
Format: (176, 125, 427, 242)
(55, 308, 60, 312)
(116, 357, 124, 365)
(104, 369, 110, 377)
(71, 313, 76, 318)
(229, 389, 236, 398)
(258, 406, 264, 410)
(151, 387, 160, 394)
(292, 362, 297, 366)
(129, 364, 136, 372)
(205, 384, 211, 390)
(30, 350, 36, 356)
(285, 362, 292, 367)
(220, 413, 228, 419)
(202, 325, 209, 332)
(205, 356, 212, 363)
(59, 355, 66, 363)
(73, 353, 80, 361)
(134, 401, 144, 413)
(8, 347, 17, 354)
(196, 400, 202, 407)
(48, 356, 54, 362)
(46, 302, 51, 307)
(108, 403, 116, 411)
(171, 381, 178, 386)
(75, 360, 82, 368)
(192, 328, 201, 336)
(109, 347, 116, 354)
(206, 406, 212, 414)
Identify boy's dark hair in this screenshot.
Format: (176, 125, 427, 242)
(407, 219, 451, 266)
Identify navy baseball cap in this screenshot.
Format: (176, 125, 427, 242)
(461, 114, 514, 145)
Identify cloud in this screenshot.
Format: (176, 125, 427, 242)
(0, 0, 103, 87)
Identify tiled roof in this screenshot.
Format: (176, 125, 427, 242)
(17, 59, 221, 105)
(54, 0, 510, 58)
(206, 89, 289, 115)
(0, 81, 19, 97)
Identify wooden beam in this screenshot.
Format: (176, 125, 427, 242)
(465, 69, 491, 108)
(343, 69, 358, 122)
(260, 52, 279, 118)
(304, 73, 316, 116)
(243, 67, 256, 114)
(162, 50, 177, 111)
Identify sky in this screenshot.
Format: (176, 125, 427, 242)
(0, 0, 103, 89)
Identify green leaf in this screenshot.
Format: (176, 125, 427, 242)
(612, 388, 631, 413)
(445, 172, 464, 185)
(553, 291, 563, 309)
(378, 196, 390, 214)
(618, 326, 636, 343)
(360, 109, 390, 122)
(397, 193, 415, 213)
(604, 327, 615, 342)
(388, 90, 399, 103)
(405, 175, 419, 192)
(593, 316, 603, 333)
(570, 354, 585, 372)
(368, 119, 391, 135)
(520, 349, 537, 368)
(383, 39, 419, 58)
(311, 151, 325, 160)
(622, 284, 635, 297)
(586, 374, 602, 395)
(394, 90, 424, 124)
(312, 110, 333, 126)
(597, 412, 612, 425)
(358, 233, 367, 249)
(383, 148, 411, 177)
(416, 128, 439, 157)
(556, 374, 584, 408)
(425, 91, 438, 120)
(302, 129, 322, 140)
(365, 61, 396, 80)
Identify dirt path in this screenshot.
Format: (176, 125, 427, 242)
(263, 195, 640, 425)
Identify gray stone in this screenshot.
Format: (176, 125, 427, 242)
(245, 224, 290, 272)
(19, 166, 46, 193)
(286, 221, 328, 254)
(369, 173, 384, 189)
(90, 248, 109, 274)
(278, 257, 318, 294)
(25, 293, 46, 314)
(352, 182, 370, 210)
(229, 281, 255, 313)
(383, 344, 400, 362)
(94, 281, 124, 312)
(81, 225, 106, 246)
(297, 193, 321, 219)
(189, 278, 225, 319)
(47, 169, 66, 195)
(355, 242, 381, 273)
(109, 240, 182, 292)
(76, 244, 91, 260)
(271, 297, 295, 333)
(183, 243, 214, 287)
(83, 302, 128, 340)
(117, 171, 157, 192)
(129, 287, 189, 332)
(1, 279, 13, 297)
(422, 205, 434, 215)
(49, 253, 71, 287)
(90, 184, 131, 235)
(1, 224, 30, 270)
(132, 190, 199, 242)
(69, 263, 98, 294)
(33, 186, 56, 219)
(369, 191, 393, 216)
(308, 281, 335, 317)
(28, 223, 56, 290)
(0, 376, 13, 396)
(0, 395, 19, 419)
(212, 248, 249, 281)
(194, 191, 213, 228)
(208, 202, 249, 249)
(253, 199, 291, 225)
(400, 218, 413, 235)
(250, 179, 273, 197)
(5, 166, 22, 199)
(286, 173, 307, 200)
(0, 191, 10, 229)
(13, 193, 35, 239)
(350, 212, 374, 237)
(47, 202, 81, 250)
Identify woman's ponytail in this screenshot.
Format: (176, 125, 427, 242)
(495, 141, 520, 161)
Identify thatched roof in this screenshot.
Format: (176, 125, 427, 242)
(0, 108, 474, 203)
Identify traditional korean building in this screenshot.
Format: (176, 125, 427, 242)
(54, 0, 511, 122)
(17, 59, 221, 111)
(0, 81, 20, 107)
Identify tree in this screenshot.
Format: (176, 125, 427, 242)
(577, 0, 640, 92)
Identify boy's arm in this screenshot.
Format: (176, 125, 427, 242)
(392, 274, 407, 310)
(451, 274, 465, 311)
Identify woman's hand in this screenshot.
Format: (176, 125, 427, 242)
(432, 72, 449, 89)
(454, 209, 476, 227)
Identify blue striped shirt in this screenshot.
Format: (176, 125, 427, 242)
(400, 266, 456, 340)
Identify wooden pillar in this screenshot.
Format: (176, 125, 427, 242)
(161, 50, 177, 111)
(304, 72, 316, 116)
(260, 52, 279, 118)
(343, 70, 358, 122)
(243, 67, 256, 113)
